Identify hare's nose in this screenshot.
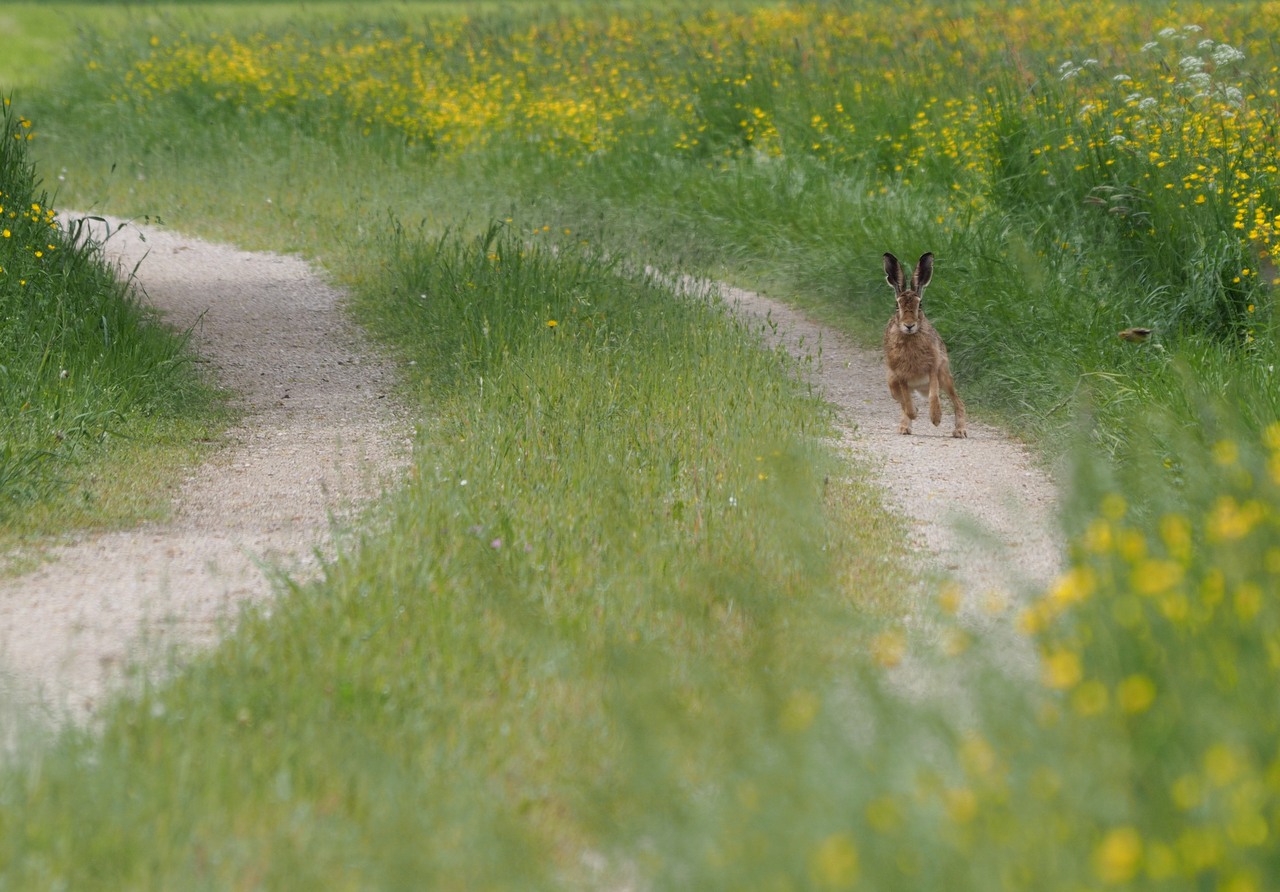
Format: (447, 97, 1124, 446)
(902, 322, 917, 333)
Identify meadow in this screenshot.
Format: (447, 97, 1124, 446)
(2, 0, 1280, 888)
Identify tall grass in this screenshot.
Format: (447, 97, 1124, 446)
(0, 98, 217, 533)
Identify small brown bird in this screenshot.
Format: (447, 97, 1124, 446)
(1117, 327, 1154, 343)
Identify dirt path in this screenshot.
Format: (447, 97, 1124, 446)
(719, 281, 1063, 622)
(0, 218, 410, 727)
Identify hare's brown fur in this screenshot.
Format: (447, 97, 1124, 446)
(882, 252, 967, 438)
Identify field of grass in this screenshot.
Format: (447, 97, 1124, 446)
(3, 0, 1280, 888)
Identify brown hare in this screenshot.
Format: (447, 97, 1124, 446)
(882, 251, 967, 438)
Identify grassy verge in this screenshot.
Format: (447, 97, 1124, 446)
(0, 99, 222, 546)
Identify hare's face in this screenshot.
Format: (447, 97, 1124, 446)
(894, 291, 923, 335)
(884, 251, 933, 335)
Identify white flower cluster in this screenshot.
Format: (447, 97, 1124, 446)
(1058, 58, 1099, 81)
(1119, 26, 1249, 119)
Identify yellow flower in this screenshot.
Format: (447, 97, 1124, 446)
(1117, 675, 1156, 713)
(1235, 582, 1263, 621)
(944, 787, 978, 824)
(1101, 492, 1127, 520)
(1207, 496, 1265, 542)
(1041, 649, 1082, 690)
(1264, 421, 1280, 451)
(871, 629, 906, 668)
(1131, 558, 1184, 596)
(937, 582, 962, 614)
(809, 832, 859, 889)
(1084, 518, 1113, 553)
(1093, 826, 1142, 884)
(545, 319, 558, 328)
(1048, 565, 1095, 607)
(779, 689, 821, 733)
(1205, 743, 1243, 787)
(1159, 514, 1191, 561)
(1213, 439, 1240, 466)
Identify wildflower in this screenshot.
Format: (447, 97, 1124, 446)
(779, 689, 821, 733)
(1207, 496, 1264, 541)
(809, 832, 859, 889)
(1213, 439, 1239, 466)
(1093, 827, 1143, 884)
(944, 787, 978, 824)
(1049, 565, 1095, 606)
(1266, 422, 1280, 451)
(545, 319, 558, 328)
(1085, 518, 1114, 553)
(1118, 675, 1156, 713)
(1159, 514, 1192, 560)
(1213, 44, 1247, 66)
(1234, 582, 1263, 620)
(1101, 493, 1127, 520)
(1042, 649, 1083, 690)
(1205, 743, 1243, 787)
(871, 629, 906, 668)
(937, 582, 962, 614)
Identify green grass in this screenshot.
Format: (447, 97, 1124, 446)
(0, 100, 223, 542)
(5, 1, 1280, 888)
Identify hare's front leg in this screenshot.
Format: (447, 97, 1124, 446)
(889, 379, 916, 434)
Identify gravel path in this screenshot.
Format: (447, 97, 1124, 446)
(0, 225, 1060, 731)
(718, 280, 1064, 623)
(0, 218, 411, 727)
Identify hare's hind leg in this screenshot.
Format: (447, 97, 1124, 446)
(941, 367, 967, 438)
(889, 378, 916, 435)
(927, 373, 943, 427)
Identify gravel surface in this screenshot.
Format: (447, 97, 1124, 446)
(718, 280, 1064, 635)
(0, 225, 1062, 732)
(0, 218, 411, 728)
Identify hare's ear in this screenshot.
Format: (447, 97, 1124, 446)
(883, 253, 905, 293)
(912, 252, 934, 294)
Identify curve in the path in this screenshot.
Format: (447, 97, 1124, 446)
(718, 280, 1063, 619)
(0, 218, 410, 726)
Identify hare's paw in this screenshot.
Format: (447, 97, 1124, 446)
(952, 427, 968, 439)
